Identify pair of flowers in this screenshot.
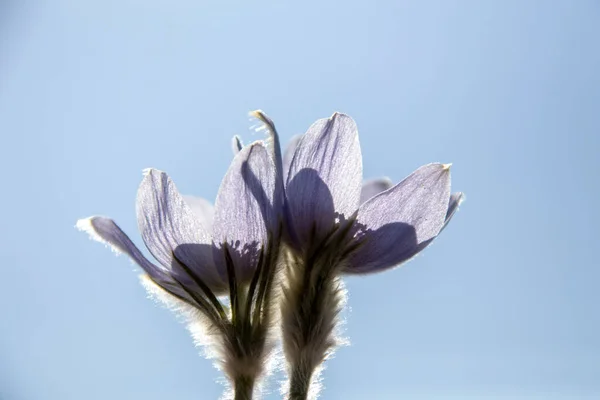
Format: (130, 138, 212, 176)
(77, 111, 462, 400)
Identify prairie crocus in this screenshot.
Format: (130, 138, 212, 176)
(283, 134, 394, 205)
(279, 113, 463, 399)
(77, 140, 282, 400)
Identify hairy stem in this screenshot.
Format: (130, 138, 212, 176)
(233, 375, 255, 400)
(288, 363, 313, 400)
(281, 246, 345, 400)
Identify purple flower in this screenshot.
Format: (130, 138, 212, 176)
(78, 141, 280, 296)
(182, 141, 394, 231)
(283, 134, 396, 205)
(284, 112, 461, 273)
(77, 140, 282, 398)
(279, 112, 463, 399)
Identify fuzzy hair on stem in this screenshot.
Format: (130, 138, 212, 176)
(280, 220, 356, 400)
(140, 230, 283, 400)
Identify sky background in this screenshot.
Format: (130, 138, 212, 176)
(1, 1, 599, 399)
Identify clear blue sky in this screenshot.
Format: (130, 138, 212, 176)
(1, 1, 598, 399)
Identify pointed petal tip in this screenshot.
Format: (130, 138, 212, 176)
(455, 192, 466, 205)
(249, 109, 275, 130)
(242, 139, 267, 151)
(330, 111, 353, 121)
(141, 167, 163, 178)
(442, 163, 452, 170)
(75, 216, 124, 256)
(231, 135, 243, 154)
(248, 109, 264, 119)
(75, 216, 95, 235)
(76, 216, 104, 241)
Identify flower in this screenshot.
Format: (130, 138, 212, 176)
(77, 139, 283, 398)
(279, 112, 463, 399)
(284, 112, 461, 273)
(77, 141, 280, 296)
(183, 141, 396, 229)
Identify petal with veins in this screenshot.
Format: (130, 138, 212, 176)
(182, 195, 215, 229)
(360, 177, 393, 204)
(136, 169, 225, 290)
(212, 141, 280, 281)
(345, 163, 451, 273)
(76, 216, 194, 300)
(286, 113, 363, 244)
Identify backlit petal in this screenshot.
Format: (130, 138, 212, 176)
(345, 163, 451, 273)
(285, 113, 363, 244)
(212, 141, 280, 281)
(136, 169, 225, 290)
(360, 178, 393, 204)
(182, 195, 215, 229)
(76, 216, 193, 300)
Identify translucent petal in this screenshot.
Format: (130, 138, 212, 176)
(285, 113, 363, 244)
(283, 135, 301, 181)
(76, 216, 193, 300)
(136, 169, 226, 290)
(360, 178, 393, 204)
(345, 163, 451, 273)
(212, 141, 280, 281)
(182, 195, 215, 229)
(446, 192, 464, 222)
(232, 135, 243, 155)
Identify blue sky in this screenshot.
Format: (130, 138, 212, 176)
(1, 1, 599, 399)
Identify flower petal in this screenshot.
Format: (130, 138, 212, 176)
(285, 113, 363, 243)
(283, 135, 301, 181)
(212, 141, 280, 281)
(440, 191, 464, 232)
(345, 163, 451, 274)
(250, 110, 285, 226)
(136, 169, 225, 290)
(232, 135, 243, 155)
(77, 217, 198, 299)
(446, 192, 464, 222)
(360, 178, 393, 204)
(182, 195, 215, 229)
(77, 216, 166, 278)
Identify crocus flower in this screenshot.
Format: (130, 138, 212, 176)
(77, 140, 282, 400)
(187, 136, 395, 229)
(279, 113, 463, 399)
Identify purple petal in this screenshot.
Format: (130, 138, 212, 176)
(283, 135, 301, 181)
(76, 216, 192, 300)
(212, 141, 280, 281)
(440, 191, 464, 232)
(360, 178, 393, 204)
(250, 110, 284, 223)
(77, 216, 165, 278)
(232, 135, 243, 155)
(446, 192, 464, 222)
(285, 113, 363, 243)
(136, 169, 226, 290)
(345, 163, 452, 274)
(182, 195, 214, 229)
